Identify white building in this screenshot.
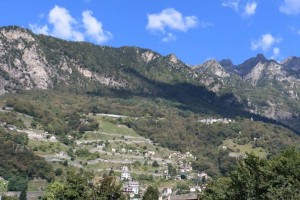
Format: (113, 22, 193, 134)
(121, 148, 127, 153)
(123, 181, 139, 195)
(121, 172, 131, 181)
(190, 186, 201, 193)
(121, 166, 129, 171)
(162, 188, 172, 197)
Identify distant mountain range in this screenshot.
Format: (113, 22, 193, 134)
(0, 26, 299, 130)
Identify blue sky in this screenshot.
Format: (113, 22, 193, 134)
(1, 0, 300, 65)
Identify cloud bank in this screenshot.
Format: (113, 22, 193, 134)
(30, 5, 112, 44)
(251, 33, 281, 59)
(280, 0, 300, 15)
(222, 0, 257, 17)
(146, 8, 211, 42)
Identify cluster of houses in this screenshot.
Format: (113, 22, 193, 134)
(110, 148, 157, 158)
(119, 164, 207, 200)
(198, 118, 235, 124)
(119, 166, 141, 199)
(168, 151, 196, 160)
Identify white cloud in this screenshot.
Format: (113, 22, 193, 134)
(82, 10, 112, 43)
(48, 5, 84, 41)
(146, 8, 198, 33)
(29, 24, 49, 35)
(198, 21, 214, 28)
(244, 2, 257, 16)
(272, 47, 280, 58)
(280, 0, 300, 15)
(29, 5, 112, 44)
(161, 33, 177, 43)
(222, 0, 240, 12)
(251, 33, 281, 51)
(222, 0, 257, 17)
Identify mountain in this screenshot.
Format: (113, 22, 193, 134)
(1, 26, 300, 180)
(219, 59, 237, 74)
(281, 56, 300, 74)
(192, 59, 230, 92)
(236, 54, 268, 77)
(0, 26, 194, 95)
(0, 25, 299, 133)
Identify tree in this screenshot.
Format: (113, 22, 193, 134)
(108, 169, 115, 176)
(55, 168, 63, 176)
(43, 173, 127, 200)
(167, 163, 177, 177)
(142, 185, 159, 200)
(152, 161, 159, 168)
(7, 176, 28, 192)
(19, 189, 27, 200)
(43, 181, 65, 200)
(92, 176, 127, 200)
(202, 149, 300, 200)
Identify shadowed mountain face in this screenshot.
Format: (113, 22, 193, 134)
(236, 54, 268, 77)
(282, 56, 300, 72)
(0, 26, 299, 131)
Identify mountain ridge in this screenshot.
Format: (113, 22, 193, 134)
(0, 25, 299, 131)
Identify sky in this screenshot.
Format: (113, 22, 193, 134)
(0, 0, 300, 65)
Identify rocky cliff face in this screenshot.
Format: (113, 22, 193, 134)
(192, 59, 230, 92)
(281, 56, 300, 72)
(0, 26, 193, 95)
(192, 54, 300, 128)
(0, 27, 53, 94)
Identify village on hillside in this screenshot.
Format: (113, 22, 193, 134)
(0, 107, 209, 200)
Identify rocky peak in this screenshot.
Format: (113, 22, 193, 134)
(194, 59, 229, 78)
(166, 54, 180, 64)
(219, 59, 237, 74)
(141, 50, 160, 63)
(243, 61, 285, 86)
(237, 54, 268, 76)
(281, 56, 300, 71)
(0, 26, 35, 42)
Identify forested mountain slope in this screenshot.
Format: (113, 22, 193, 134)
(0, 26, 300, 177)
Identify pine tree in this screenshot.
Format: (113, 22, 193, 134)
(142, 185, 159, 200)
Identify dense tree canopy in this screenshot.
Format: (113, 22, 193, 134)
(0, 127, 54, 191)
(142, 185, 159, 200)
(202, 148, 300, 200)
(43, 172, 127, 200)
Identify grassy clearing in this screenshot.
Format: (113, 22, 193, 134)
(28, 140, 68, 155)
(81, 132, 113, 140)
(16, 113, 33, 128)
(28, 179, 48, 191)
(86, 162, 116, 171)
(101, 122, 138, 136)
(89, 115, 139, 137)
(223, 139, 267, 158)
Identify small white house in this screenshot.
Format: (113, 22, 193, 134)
(121, 172, 131, 181)
(128, 181, 139, 194)
(148, 151, 156, 156)
(121, 148, 127, 153)
(198, 171, 208, 179)
(190, 186, 202, 193)
(49, 135, 57, 141)
(162, 188, 172, 196)
(121, 166, 129, 171)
